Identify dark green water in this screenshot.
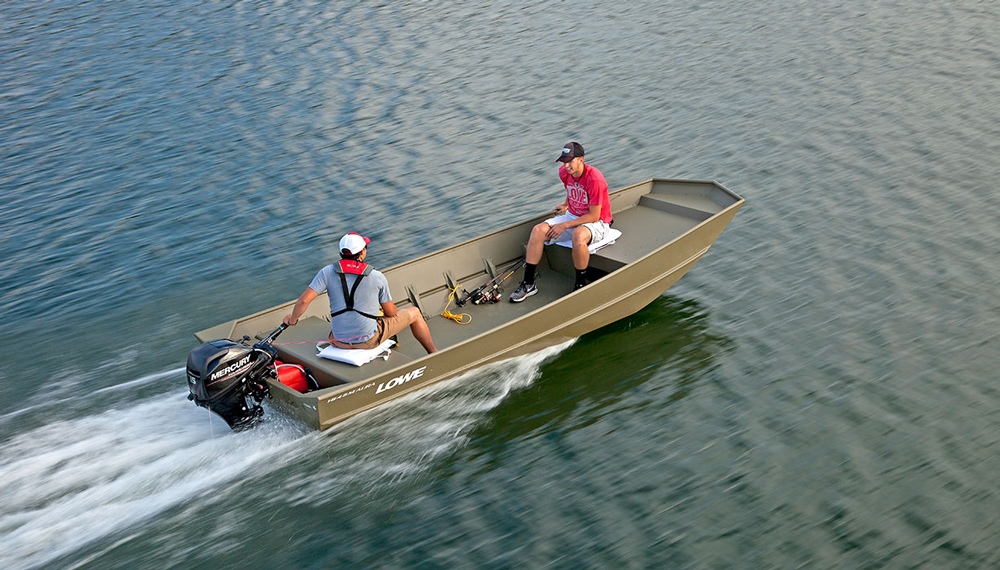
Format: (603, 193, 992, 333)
(2, 1, 999, 568)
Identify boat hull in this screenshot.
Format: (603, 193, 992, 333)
(194, 179, 744, 430)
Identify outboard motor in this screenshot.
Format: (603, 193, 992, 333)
(186, 324, 287, 430)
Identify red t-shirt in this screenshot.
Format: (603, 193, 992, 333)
(559, 164, 612, 223)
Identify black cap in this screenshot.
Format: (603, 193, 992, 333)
(556, 142, 585, 163)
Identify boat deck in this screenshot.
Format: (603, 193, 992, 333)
(272, 267, 576, 387)
(580, 194, 708, 271)
(191, 178, 744, 429)
(271, 189, 715, 388)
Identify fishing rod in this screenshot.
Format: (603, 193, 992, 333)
(457, 257, 527, 306)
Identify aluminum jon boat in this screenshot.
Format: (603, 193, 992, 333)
(188, 178, 744, 430)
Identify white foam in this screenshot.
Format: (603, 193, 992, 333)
(279, 340, 575, 504)
(0, 342, 573, 569)
(0, 388, 305, 570)
(91, 367, 186, 394)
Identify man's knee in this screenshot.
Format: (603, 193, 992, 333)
(530, 223, 549, 239)
(572, 227, 592, 246)
(400, 306, 418, 323)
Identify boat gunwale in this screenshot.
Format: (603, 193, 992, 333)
(313, 242, 718, 429)
(210, 178, 744, 424)
(380, 177, 736, 274)
(200, 178, 737, 341)
(303, 179, 743, 404)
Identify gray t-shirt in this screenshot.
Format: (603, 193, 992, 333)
(309, 264, 391, 343)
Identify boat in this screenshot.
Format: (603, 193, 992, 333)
(187, 178, 744, 430)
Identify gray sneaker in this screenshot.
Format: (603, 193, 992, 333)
(509, 281, 538, 303)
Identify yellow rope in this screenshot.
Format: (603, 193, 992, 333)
(440, 284, 472, 324)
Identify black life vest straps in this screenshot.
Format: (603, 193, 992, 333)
(330, 261, 380, 321)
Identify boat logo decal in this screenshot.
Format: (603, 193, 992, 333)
(327, 381, 377, 404)
(376, 366, 427, 395)
(325, 367, 428, 405)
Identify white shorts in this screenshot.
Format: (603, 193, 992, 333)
(544, 213, 612, 245)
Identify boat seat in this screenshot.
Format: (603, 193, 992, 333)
(270, 316, 416, 388)
(544, 234, 626, 276)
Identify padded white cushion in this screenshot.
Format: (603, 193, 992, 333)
(547, 227, 622, 253)
(316, 339, 394, 366)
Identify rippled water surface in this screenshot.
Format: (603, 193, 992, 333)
(2, 1, 999, 569)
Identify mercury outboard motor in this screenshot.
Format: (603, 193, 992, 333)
(186, 324, 287, 430)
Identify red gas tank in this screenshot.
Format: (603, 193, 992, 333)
(274, 361, 308, 393)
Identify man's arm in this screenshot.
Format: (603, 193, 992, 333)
(283, 287, 320, 325)
(380, 300, 397, 318)
(546, 204, 601, 240)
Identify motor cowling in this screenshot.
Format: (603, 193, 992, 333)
(186, 338, 274, 430)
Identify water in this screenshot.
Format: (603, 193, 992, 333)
(2, 1, 999, 568)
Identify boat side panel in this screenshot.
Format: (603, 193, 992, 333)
(268, 381, 322, 430)
(311, 199, 742, 429)
(311, 251, 704, 430)
(381, 219, 541, 309)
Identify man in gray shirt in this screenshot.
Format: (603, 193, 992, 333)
(282, 232, 437, 354)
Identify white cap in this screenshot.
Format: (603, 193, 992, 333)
(339, 232, 371, 255)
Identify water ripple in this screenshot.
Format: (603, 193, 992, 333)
(2, 0, 1000, 568)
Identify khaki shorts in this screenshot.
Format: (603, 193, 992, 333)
(329, 313, 409, 350)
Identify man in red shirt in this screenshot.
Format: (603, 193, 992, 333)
(510, 142, 612, 302)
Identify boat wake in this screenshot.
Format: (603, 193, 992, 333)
(0, 341, 571, 570)
(276, 341, 575, 505)
(0, 376, 306, 570)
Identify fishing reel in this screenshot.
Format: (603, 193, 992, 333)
(456, 258, 527, 306)
(471, 286, 503, 304)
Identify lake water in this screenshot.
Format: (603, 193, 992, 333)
(2, 1, 999, 568)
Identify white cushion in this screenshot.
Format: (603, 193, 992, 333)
(316, 339, 394, 366)
(548, 227, 622, 253)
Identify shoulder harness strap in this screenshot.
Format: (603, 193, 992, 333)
(331, 261, 380, 321)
